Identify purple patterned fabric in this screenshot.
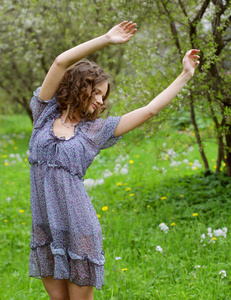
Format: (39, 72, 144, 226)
(28, 87, 122, 289)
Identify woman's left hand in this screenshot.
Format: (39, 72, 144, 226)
(105, 21, 137, 45)
(182, 49, 200, 78)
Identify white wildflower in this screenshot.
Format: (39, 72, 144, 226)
(159, 223, 169, 233)
(207, 227, 213, 238)
(16, 153, 22, 162)
(120, 164, 129, 175)
(170, 160, 182, 167)
(84, 178, 104, 189)
(115, 257, 121, 260)
(187, 146, 194, 152)
(113, 163, 121, 174)
(102, 169, 113, 178)
(7, 197, 12, 203)
(194, 265, 201, 269)
(156, 246, 163, 253)
(190, 272, 196, 278)
(183, 159, 189, 164)
(219, 270, 227, 278)
(200, 233, 206, 242)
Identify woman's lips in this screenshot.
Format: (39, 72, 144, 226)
(92, 104, 98, 109)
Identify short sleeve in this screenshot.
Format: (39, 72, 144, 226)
(30, 87, 58, 126)
(81, 116, 123, 150)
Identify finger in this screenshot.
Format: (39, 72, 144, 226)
(190, 49, 200, 54)
(123, 21, 133, 29)
(124, 23, 137, 33)
(119, 21, 129, 27)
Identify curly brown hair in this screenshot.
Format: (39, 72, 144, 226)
(56, 60, 110, 122)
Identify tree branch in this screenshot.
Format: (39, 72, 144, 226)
(161, 1, 182, 57)
(193, 0, 211, 24)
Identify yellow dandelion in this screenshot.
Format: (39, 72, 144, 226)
(97, 214, 101, 218)
(180, 195, 184, 197)
(165, 154, 169, 158)
(14, 146, 18, 150)
(122, 268, 127, 272)
(189, 162, 193, 166)
(211, 159, 215, 162)
(171, 223, 176, 226)
(3, 154, 7, 158)
(129, 160, 134, 164)
(6, 182, 9, 185)
(193, 167, 197, 170)
(192, 132, 195, 136)
(24, 157, 28, 162)
(126, 188, 131, 191)
(4, 220, 8, 223)
(134, 209, 137, 212)
(130, 193, 134, 197)
(223, 163, 226, 166)
(192, 213, 198, 217)
(117, 182, 122, 186)
(213, 165, 216, 169)
(212, 237, 217, 241)
(102, 206, 108, 211)
(4, 162, 9, 166)
(22, 164, 26, 168)
(19, 210, 24, 213)
(22, 222, 26, 225)
(123, 183, 128, 186)
(225, 156, 227, 159)
(147, 205, 150, 208)
(161, 196, 166, 200)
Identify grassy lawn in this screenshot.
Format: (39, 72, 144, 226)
(1, 114, 230, 299)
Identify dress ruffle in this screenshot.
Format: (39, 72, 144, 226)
(29, 242, 105, 290)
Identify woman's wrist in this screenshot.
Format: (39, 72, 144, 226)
(179, 70, 193, 83)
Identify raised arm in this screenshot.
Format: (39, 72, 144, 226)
(38, 21, 137, 101)
(114, 49, 200, 137)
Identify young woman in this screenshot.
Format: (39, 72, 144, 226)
(28, 21, 199, 300)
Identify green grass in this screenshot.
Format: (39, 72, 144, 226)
(1, 115, 230, 299)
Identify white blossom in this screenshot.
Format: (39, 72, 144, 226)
(159, 223, 169, 233)
(7, 197, 12, 203)
(194, 265, 201, 269)
(156, 246, 163, 253)
(207, 227, 213, 238)
(200, 233, 206, 242)
(170, 160, 182, 167)
(219, 270, 227, 278)
(115, 257, 121, 260)
(84, 178, 104, 189)
(102, 169, 113, 178)
(183, 159, 189, 164)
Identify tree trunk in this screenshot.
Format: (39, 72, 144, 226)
(189, 93, 210, 170)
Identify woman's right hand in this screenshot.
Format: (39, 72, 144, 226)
(105, 21, 137, 45)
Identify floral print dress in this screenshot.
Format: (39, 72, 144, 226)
(28, 87, 122, 289)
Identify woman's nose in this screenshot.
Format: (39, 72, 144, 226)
(96, 96, 103, 105)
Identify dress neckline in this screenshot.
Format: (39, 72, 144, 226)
(50, 114, 85, 141)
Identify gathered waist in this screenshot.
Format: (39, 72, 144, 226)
(29, 159, 84, 181)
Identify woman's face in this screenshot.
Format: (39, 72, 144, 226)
(88, 81, 109, 114)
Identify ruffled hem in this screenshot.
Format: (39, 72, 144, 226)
(29, 242, 105, 290)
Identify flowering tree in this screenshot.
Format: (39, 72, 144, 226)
(0, 0, 230, 175)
